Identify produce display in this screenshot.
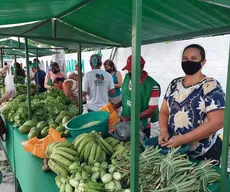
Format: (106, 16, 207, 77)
(2, 88, 78, 127)
(22, 128, 67, 158)
(41, 131, 220, 192)
(44, 132, 128, 192)
(80, 121, 101, 129)
(1, 77, 220, 192)
(113, 147, 220, 192)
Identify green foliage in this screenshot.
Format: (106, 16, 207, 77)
(2, 88, 78, 127)
(14, 76, 25, 84)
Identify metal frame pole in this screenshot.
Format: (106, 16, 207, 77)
(0, 48, 3, 68)
(25, 38, 32, 120)
(77, 44, 83, 114)
(36, 48, 39, 84)
(130, 0, 142, 191)
(14, 55, 17, 77)
(220, 45, 230, 192)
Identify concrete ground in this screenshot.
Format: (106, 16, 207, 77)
(0, 146, 14, 192)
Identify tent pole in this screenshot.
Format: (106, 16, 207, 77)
(220, 45, 230, 192)
(77, 44, 82, 114)
(25, 38, 32, 120)
(36, 48, 39, 84)
(52, 19, 57, 39)
(130, 0, 142, 191)
(14, 55, 17, 78)
(0, 48, 3, 68)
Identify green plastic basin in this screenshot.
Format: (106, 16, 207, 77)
(66, 111, 109, 138)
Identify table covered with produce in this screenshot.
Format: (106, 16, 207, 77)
(0, 86, 230, 192)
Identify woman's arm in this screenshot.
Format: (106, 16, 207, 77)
(0, 91, 11, 105)
(63, 81, 72, 99)
(44, 73, 51, 90)
(115, 71, 122, 88)
(158, 100, 170, 144)
(162, 109, 224, 148)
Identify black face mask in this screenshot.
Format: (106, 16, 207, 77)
(182, 60, 202, 75)
(106, 69, 112, 73)
(52, 69, 60, 74)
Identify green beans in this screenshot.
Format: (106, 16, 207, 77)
(114, 146, 219, 192)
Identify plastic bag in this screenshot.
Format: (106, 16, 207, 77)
(4, 71, 16, 98)
(111, 121, 146, 141)
(82, 104, 88, 114)
(99, 103, 119, 127)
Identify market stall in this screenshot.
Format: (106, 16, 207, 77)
(1, 119, 59, 192)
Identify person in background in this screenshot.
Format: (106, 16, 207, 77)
(44, 62, 65, 90)
(82, 54, 115, 112)
(103, 59, 122, 105)
(63, 79, 78, 105)
(30, 63, 47, 93)
(0, 65, 13, 103)
(53, 77, 65, 90)
(114, 55, 161, 138)
(158, 44, 225, 164)
(33, 58, 40, 65)
(15, 62, 26, 78)
(68, 64, 84, 82)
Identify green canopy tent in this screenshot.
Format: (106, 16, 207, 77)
(0, 0, 230, 191)
(0, 39, 57, 57)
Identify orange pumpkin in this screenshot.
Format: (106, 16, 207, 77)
(22, 128, 66, 159)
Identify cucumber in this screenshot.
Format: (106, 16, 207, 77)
(28, 129, 40, 139)
(18, 125, 32, 134)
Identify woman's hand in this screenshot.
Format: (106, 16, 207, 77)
(2, 91, 12, 101)
(0, 65, 9, 74)
(161, 135, 185, 148)
(158, 131, 169, 145)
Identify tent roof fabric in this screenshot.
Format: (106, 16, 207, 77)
(0, 39, 57, 57)
(0, 0, 230, 47)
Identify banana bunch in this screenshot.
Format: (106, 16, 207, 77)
(55, 176, 74, 192)
(46, 142, 79, 178)
(104, 137, 127, 160)
(72, 131, 115, 165)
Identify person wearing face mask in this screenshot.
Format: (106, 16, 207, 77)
(53, 77, 65, 90)
(103, 59, 122, 105)
(82, 54, 115, 112)
(44, 62, 66, 90)
(68, 65, 84, 82)
(158, 44, 225, 164)
(114, 55, 161, 138)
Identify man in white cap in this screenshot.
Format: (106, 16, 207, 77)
(82, 54, 115, 112)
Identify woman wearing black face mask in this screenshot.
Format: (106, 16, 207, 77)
(44, 62, 66, 90)
(103, 59, 122, 105)
(158, 44, 225, 165)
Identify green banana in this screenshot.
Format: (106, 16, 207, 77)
(52, 149, 77, 162)
(83, 140, 95, 162)
(50, 153, 73, 167)
(48, 159, 68, 178)
(111, 146, 126, 159)
(54, 147, 78, 157)
(88, 143, 97, 165)
(110, 139, 121, 147)
(94, 145, 102, 163)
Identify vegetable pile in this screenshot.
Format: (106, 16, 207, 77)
(114, 146, 220, 192)
(43, 131, 220, 192)
(18, 110, 72, 139)
(2, 88, 78, 127)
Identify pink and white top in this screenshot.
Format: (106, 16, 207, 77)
(45, 71, 66, 83)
